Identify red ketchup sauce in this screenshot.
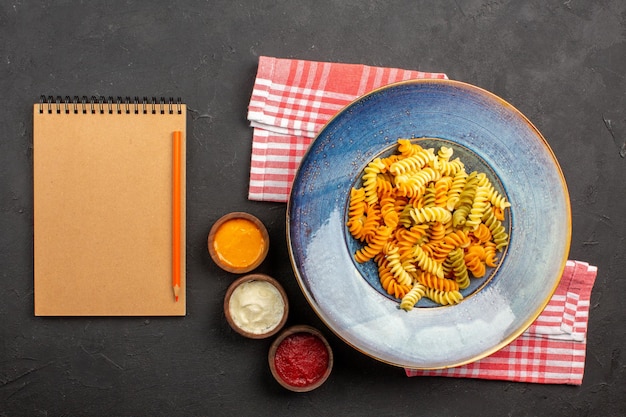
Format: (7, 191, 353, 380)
(273, 332, 329, 387)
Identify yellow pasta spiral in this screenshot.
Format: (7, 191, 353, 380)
(384, 245, 414, 286)
(446, 169, 468, 210)
(397, 138, 424, 157)
(437, 146, 454, 161)
(409, 206, 452, 224)
(425, 288, 464, 306)
(389, 148, 436, 175)
(438, 157, 465, 177)
(395, 178, 425, 198)
(485, 185, 511, 210)
(396, 167, 441, 191)
(475, 172, 490, 187)
(465, 186, 490, 231)
(399, 283, 427, 311)
(362, 158, 387, 205)
(411, 245, 444, 278)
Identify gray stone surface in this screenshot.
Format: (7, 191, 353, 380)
(1, 1, 625, 416)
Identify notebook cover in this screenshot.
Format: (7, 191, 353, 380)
(33, 100, 186, 316)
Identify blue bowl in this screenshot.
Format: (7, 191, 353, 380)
(287, 80, 571, 369)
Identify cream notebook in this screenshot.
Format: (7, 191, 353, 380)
(33, 96, 186, 316)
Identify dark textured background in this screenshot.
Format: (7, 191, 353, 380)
(2, 1, 625, 416)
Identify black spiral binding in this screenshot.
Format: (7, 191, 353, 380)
(38, 96, 183, 115)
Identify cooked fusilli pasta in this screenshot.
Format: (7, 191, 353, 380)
(399, 282, 427, 311)
(346, 138, 511, 309)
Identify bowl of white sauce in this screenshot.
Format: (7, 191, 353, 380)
(224, 274, 289, 339)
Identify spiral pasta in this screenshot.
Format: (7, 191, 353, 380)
(446, 247, 471, 289)
(410, 206, 452, 224)
(399, 282, 427, 311)
(424, 229, 470, 263)
(434, 177, 452, 208)
(362, 158, 387, 205)
(412, 244, 445, 278)
(389, 148, 436, 175)
(471, 223, 492, 244)
(424, 288, 464, 306)
(397, 138, 424, 157)
(378, 257, 412, 299)
(446, 169, 468, 210)
(346, 187, 367, 240)
(346, 138, 511, 309)
(482, 206, 509, 251)
(416, 270, 460, 292)
(484, 241, 498, 268)
(464, 248, 486, 278)
(384, 245, 414, 286)
(465, 186, 490, 230)
(354, 225, 393, 263)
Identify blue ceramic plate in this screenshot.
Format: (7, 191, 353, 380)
(287, 80, 571, 369)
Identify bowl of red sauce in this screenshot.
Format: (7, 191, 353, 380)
(268, 325, 333, 392)
(208, 212, 269, 274)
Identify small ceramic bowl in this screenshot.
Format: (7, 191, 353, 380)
(268, 325, 333, 392)
(224, 274, 289, 339)
(208, 212, 269, 274)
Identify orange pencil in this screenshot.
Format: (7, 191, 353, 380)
(172, 131, 182, 302)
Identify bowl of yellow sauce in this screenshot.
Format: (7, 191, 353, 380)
(208, 212, 269, 274)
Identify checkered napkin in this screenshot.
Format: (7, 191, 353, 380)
(406, 260, 597, 385)
(247, 56, 447, 202)
(246, 57, 598, 384)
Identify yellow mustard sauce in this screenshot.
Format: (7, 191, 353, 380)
(213, 218, 266, 269)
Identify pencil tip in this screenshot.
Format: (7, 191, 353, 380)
(175, 295, 179, 302)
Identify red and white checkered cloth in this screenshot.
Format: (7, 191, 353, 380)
(406, 260, 597, 384)
(246, 57, 598, 384)
(247, 56, 447, 202)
